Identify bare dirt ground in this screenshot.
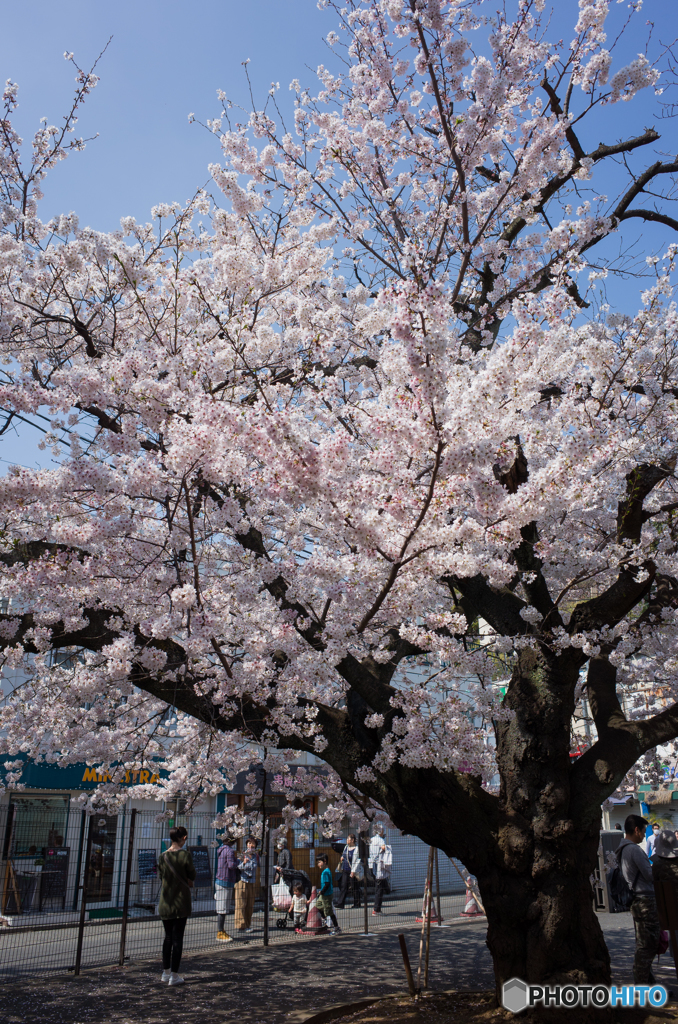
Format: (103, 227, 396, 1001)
(331, 991, 678, 1024)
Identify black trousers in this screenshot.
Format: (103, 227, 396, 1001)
(162, 917, 187, 973)
(335, 870, 361, 907)
(374, 878, 387, 912)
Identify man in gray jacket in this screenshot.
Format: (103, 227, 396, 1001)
(617, 813, 660, 984)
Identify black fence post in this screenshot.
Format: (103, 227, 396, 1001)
(434, 847, 442, 925)
(1, 804, 16, 915)
(361, 830, 369, 935)
(72, 810, 86, 911)
(73, 816, 94, 976)
(263, 819, 270, 947)
(118, 808, 137, 966)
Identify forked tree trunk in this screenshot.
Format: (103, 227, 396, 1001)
(383, 646, 614, 1004)
(476, 646, 612, 996)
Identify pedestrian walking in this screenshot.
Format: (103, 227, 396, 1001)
(617, 814, 661, 984)
(316, 854, 341, 934)
(334, 833, 362, 908)
(274, 838, 292, 882)
(158, 826, 196, 986)
(214, 835, 237, 942)
(234, 837, 259, 933)
(647, 823, 661, 862)
(368, 824, 392, 916)
(290, 882, 308, 931)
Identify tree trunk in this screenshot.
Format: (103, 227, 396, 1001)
(478, 831, 610, 991)
(476, 645, 611, 995)
(429, 644, 612, 1000)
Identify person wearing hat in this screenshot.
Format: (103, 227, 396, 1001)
(652, 829, 678, 977)
(652, 829, 678, 887)
(274, 837, 292, 881)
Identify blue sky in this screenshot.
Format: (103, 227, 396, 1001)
(0, 1, 336, 230)
(1, 0, 677, 470)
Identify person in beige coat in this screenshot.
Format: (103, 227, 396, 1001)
(234, 837, 259, 933)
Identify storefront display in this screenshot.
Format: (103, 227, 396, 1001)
(3, 794, 69, 858)
(39, 846, 70, 910)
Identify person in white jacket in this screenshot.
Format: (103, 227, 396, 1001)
(334, 834, 362, 908)
(368, 825, 392, 915)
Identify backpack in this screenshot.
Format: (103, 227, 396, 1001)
(608, 844, 640, 911)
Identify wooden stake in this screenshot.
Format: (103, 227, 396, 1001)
(450, 856, 486, 914)
(416, 846, 435, 995)
(424, 847, 434, 989)
(398, 932, 417, 997)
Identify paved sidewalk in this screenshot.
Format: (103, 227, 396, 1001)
(0, 892, 467, 977)
(0, 913, 672, 1024)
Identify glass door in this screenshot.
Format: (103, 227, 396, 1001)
(85, 815, 118, 903)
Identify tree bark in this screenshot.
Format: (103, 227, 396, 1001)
(480, 837, 609, 989)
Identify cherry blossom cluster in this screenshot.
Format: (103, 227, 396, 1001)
(0, 0, 675, 819)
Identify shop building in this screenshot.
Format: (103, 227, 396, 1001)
(0, 757, 467, 921)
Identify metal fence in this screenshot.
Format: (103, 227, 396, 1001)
(0, 801, 474, 979)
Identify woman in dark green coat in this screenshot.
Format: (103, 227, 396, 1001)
(158, 826, 196, 985)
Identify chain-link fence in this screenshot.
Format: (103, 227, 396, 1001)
(0, 802, 475, 979)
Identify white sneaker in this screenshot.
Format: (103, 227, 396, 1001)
(168, 972, 184, 985)
(161, 969, 171, 982)
(245, 927, 253, 933)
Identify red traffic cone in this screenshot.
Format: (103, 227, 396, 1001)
(300, 887, 328, 934)
(460, 885, 483, 917)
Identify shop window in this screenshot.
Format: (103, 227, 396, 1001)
(243, 793, 287, 814)
(289, 798, 316, 848)
(85, 815, 118, 904)
(3, 795, 70, 858)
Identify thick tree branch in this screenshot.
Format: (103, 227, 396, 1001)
(586, 657, 626, 735)
(444, 573, 527, 636)
(491, 444, 560, 624)
(635, 702, 678, 751)
(617, 460, 676, 543)
(568, 561, 656, 634)
(619, 209, 678, 233)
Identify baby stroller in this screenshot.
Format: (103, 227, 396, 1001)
(272, 868, 312, 930)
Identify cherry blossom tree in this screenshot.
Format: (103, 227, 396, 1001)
(2, 0, 678, 995)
